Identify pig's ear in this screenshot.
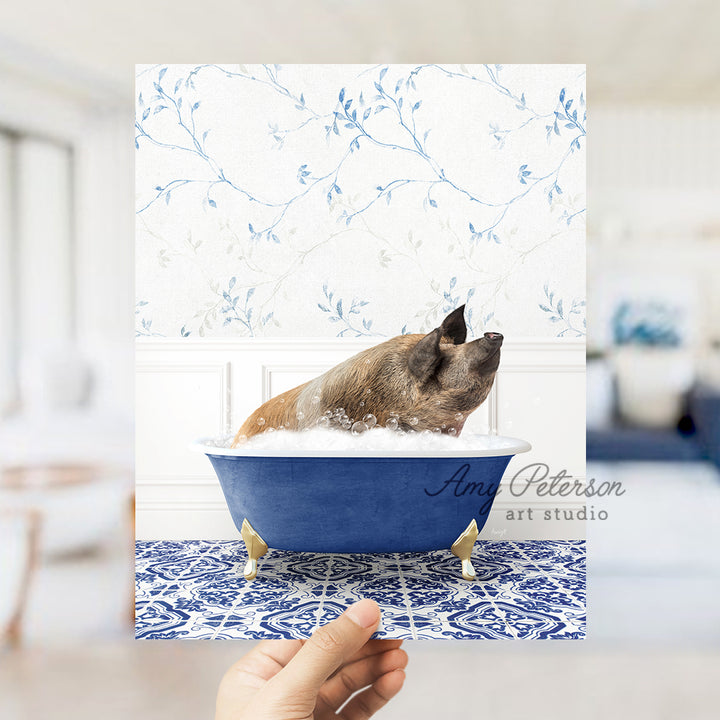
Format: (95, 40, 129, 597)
(440, 304, 467, 344)
(408, 328, 442, 382)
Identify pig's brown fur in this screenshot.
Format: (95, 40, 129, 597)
(235, 382, 309, 442)
(231, 311, 501, 446)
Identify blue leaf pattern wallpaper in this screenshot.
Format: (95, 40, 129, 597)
(135, 64, 585, 339)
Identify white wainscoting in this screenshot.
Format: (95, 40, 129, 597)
(136, 337, 586, 541)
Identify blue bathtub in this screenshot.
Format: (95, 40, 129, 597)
(192, 434, 531, 579)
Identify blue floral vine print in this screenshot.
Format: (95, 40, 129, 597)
(136, 64, 583, 234)
(136, 301, 163, 337)
(217, 277, 275, 337)
(539, 284, 586, 337)
(135, 64, 585, 339)
(317, 285, 378, 337)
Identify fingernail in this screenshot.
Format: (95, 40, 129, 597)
(345, 599, 380, 629)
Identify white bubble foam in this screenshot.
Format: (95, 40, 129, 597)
(200, 427, 528, 456)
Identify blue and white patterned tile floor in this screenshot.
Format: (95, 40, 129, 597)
(135, 540, 585, 640)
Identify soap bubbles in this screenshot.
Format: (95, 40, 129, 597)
(362, 413, 377, 429)
(205, 426, 523, 454)
(249, 399, 477, 443)
(326, 407, 350, 430)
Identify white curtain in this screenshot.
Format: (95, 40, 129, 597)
(16, 137, 73, 358)
(0, 133, 15, 414)
(0, 132, 73, 416)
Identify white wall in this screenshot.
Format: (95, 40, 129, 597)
(588, 105, 720, 366)
(590, 106, 720, 220)
(0, 66, 134, 419)
(135, 337, 586, 541)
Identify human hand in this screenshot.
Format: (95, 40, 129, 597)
(215, 599, 407, 719)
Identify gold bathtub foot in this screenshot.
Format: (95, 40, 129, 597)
(240, 518, 268, 581)
(451, 519, 479, 581)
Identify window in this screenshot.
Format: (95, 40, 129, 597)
(0, 129, 74, 415)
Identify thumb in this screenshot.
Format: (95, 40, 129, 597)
(268, 599, 381, 699)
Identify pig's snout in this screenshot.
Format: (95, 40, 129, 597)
(483, 331, 503, 344)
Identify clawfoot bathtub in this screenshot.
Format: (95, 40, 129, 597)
(192, 434, 531, 581)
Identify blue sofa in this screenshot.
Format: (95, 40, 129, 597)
(587, 383, 720, 466)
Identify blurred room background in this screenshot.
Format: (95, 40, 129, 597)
(1, 1, 719, 718)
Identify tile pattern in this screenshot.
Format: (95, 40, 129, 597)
(135, 540, 585, 640)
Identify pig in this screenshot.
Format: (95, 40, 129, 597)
(231, 305, 503, 445)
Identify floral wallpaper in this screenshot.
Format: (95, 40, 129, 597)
(135, 64, 585, 339)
